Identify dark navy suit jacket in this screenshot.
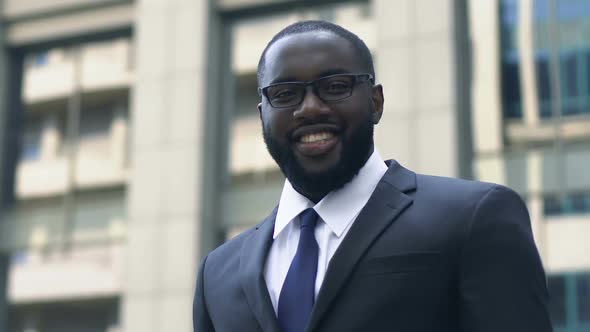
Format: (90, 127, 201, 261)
(193, 161, 553, 332)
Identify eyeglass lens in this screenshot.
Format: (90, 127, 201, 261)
(266, 75, 356, 108)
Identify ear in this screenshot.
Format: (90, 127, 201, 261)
(370, 84, 384, 124)
(257, 102, 263, 121)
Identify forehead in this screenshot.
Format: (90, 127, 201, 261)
(262, 31, 363, 85)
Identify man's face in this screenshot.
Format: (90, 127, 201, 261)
(258, 31, 384, 198)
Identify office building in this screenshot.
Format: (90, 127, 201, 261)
(0, 0, 587, 331)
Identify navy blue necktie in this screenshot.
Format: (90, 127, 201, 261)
(278, 208, 319, 332)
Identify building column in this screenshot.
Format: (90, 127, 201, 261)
(0, 255, 6, 332)
(469, 0, 503, 154)
(527, 150, 547, 260)
(123, 0, 213, 331)
(0, 17, 9, 332)
(518, 0, 540, 126)
(373, 0, 461, 177)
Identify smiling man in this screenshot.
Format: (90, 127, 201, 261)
(193, 21, 552, 332)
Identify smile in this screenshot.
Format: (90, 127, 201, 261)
(300, 131, 334, 143)
(295, 131, 340, 157)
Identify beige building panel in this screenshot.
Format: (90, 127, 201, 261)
(8, 243, 125, 303)
(221, 177, 283, 227)
(375, 0, 411, 42)
(4, 3, 134, 46)
(160, 147, 199, 217)
(23, 62, 75, 103)
(469, 0, 503, 154)
(415, 0, 451, 36)
(415, 39, 453, 110)
(518, 0, 541, 126)
(16, 160, 69, 198)
(158, 294, 193, 332)
(415, 110, 457, 177)
(545, 218, 590, 273)
(216, 0, 290, 11)
(474, 155, 507, 186)
(160, 220, 197, 292)
(124, 223, 161, 295)
(230, 115, 276, 174)
(1, 188, 126, 251)
(125, 0, 208, 330)
(232, 3, 375, 74)
(374, 114, 414, 169)
(167, 73, 205, 144)
(377, 45, 413, 113)
(1, 0, 129, 19)
(22, 40, 132, 103)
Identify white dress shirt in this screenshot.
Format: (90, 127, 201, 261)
(264, 149, 388, 315)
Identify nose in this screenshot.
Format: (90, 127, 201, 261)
(292, 86, 329, 119)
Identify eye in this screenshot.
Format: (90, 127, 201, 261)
(321, 80, 351, 94)
(267, 83, 301, 100)
(273, 89, 296, 99)
(326, 81, 350, 90)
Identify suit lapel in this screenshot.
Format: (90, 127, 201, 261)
(239, 207, 281, 332)
(306, 161, 417, 332)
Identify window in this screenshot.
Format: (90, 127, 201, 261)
(501, 60, 523, 118)
(20, 116, 42, 162)
(543, 192, 590, 216)
(34, 52, 49, 67)
(562, 53, 578, 98)
(500, 0, 523, 119)
(536, 55, 553, 118)
(77, 107, 113, 159)
(548, 273, 590, 330)
(530, 0, 590, 119)
(548, 276, 567, 327)
(578, 274, 590, 323)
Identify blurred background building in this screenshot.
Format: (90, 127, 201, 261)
(0, 0, 587, 331)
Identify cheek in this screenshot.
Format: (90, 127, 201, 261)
(262, 112, 290, 138)
(340, 102, 370, 125)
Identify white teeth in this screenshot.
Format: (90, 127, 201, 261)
(300, 132, 334, 143)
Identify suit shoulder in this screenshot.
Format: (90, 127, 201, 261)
(207, 225, 258, 262)
(415, 174, 517, 200)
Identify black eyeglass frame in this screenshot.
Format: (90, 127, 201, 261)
(258, 73, 375, 108)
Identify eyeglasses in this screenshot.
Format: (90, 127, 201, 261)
(258, 73, 374, 108)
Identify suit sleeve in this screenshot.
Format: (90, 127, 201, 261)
(459, 185, 553, 332)
(193, 255, 215, 332)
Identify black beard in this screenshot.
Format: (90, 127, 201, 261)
(263, 112, 374, 200)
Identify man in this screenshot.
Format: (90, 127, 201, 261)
(193, 21, 552, 332)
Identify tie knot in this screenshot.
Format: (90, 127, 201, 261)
(299, 208, 318, 229)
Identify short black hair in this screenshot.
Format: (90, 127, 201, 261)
(257, 20, 375, 86)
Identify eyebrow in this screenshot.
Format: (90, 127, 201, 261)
(268, 68, 352, 85)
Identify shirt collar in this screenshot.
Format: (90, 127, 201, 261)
(274, 149, 387, 239)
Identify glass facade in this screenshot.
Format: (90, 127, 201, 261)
(549, 273, 590, 332)
(500, 0, 523, 119)
(501, 0, 590, 119)
(498, 2, 590, 331)
(544, 191, 590, 216)
(534, 0, 590, 118)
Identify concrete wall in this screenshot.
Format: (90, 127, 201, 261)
(374, 0, 459, 177)
(123, 0, 211, 331)
(0, 10, 10, 332)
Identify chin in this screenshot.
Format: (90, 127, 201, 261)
(263, 113, 375, 197)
